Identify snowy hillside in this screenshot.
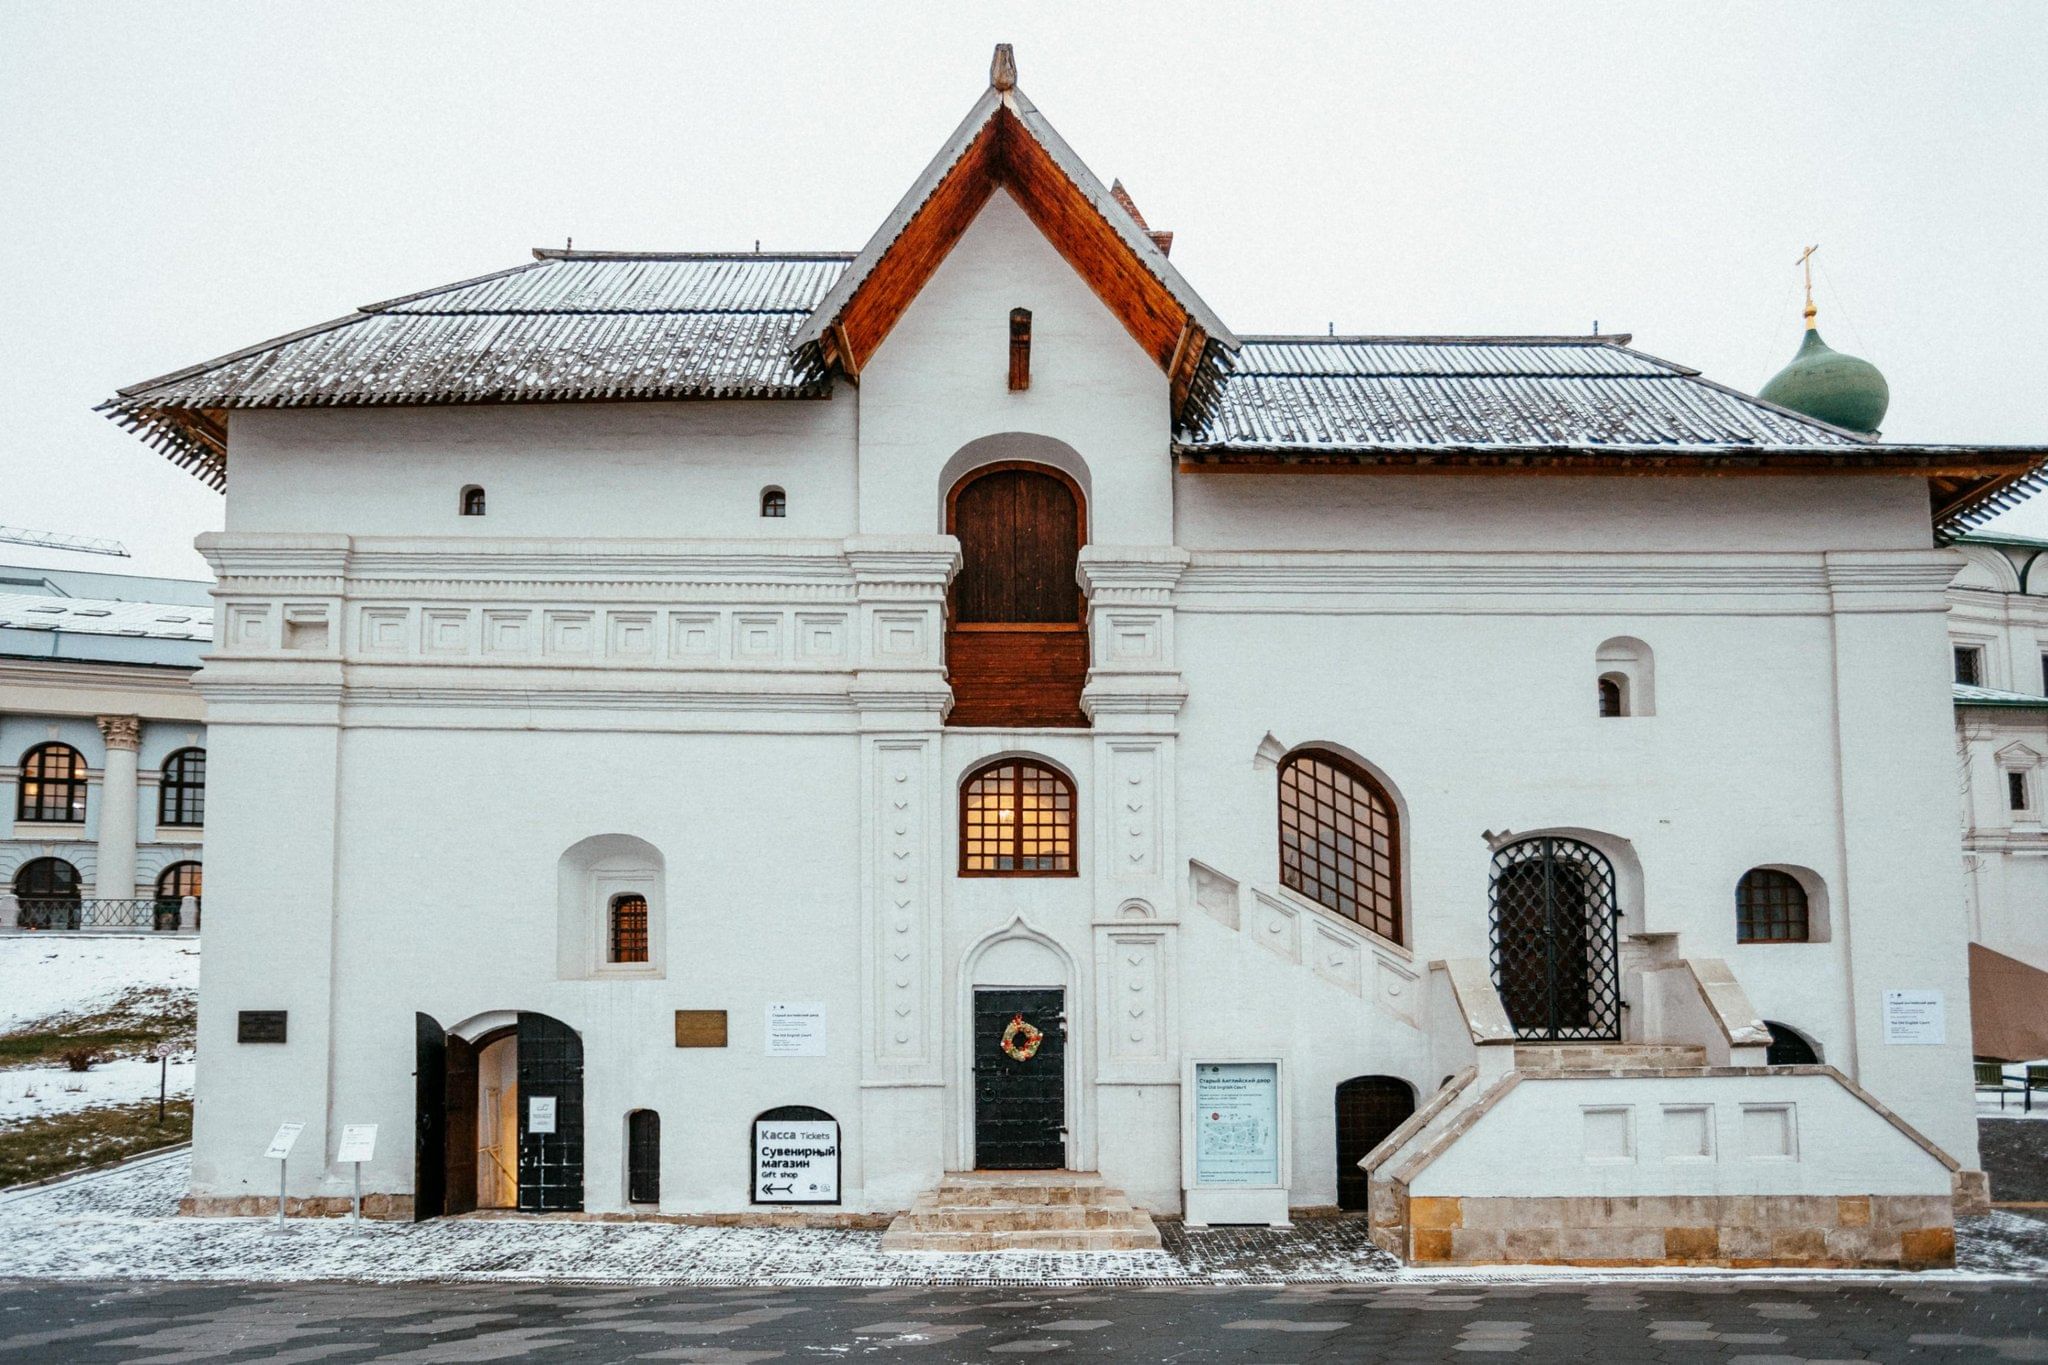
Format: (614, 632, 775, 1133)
(0, 936, 199, 1033)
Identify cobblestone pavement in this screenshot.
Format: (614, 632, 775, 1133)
(2, 1277, 2047, 1362)
(1984, 1117, 2048, 1204)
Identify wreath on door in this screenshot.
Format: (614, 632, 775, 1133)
(999, 1012, 1044, 1062)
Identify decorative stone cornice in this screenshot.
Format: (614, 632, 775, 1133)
(95, 715, 142, 750)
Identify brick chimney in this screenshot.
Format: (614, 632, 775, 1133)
(1109, 179, 1174, 258)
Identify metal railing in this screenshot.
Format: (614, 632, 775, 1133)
(4, 896, 200, 933)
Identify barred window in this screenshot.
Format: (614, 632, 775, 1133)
(1278, 748, 1401, 943)
(17, 743, 87, 822)
(960, 758, 1075, 875)
(609, 894, 649, 964)
(1736, 868, 1809, 943)
(159, 748, 206, 826)
(1598, 676, 1624, 717)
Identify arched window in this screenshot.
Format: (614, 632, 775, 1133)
(1277, 749, 1401, 942)
(609, 893, 649, 963)
(17, 743, 87, 822)
(960, 758, 1075, 875)
(1736, 868, 1809, 943)
(460, 486, 486, 516)
(158, 747, 206, 827)
(1763, 1021, 1820, 1066)
(154, 861, 202, 931)
(1594, 637, 1653, 716)
(1598, 676, 1624, 717)
(626, 1110, 660, 1204)
(760, 486, 786, 518)
(1335, 1076, 1416, 1211)
(13, 857, 80, 930)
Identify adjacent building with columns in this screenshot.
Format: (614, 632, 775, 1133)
(102, 49, 2046, 1265)
(1, 562, 210, 926)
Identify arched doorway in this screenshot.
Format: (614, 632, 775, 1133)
(414, 1011, 584, 1218)
(1488, 837, 1623, 1041)
(1764, 1021, 1820, 1067)
(945, 462, 1088, 727)
(13, 857, 81, 930)
(1335, 1076, 1415, 1211)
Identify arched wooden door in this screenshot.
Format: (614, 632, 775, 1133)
(1335, 1076, 1415, 1211)
(946, 463, 1088, 727)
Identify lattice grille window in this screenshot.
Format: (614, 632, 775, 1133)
(1277, 749, 1401, 942)
(960, 759, 1075, 875)
(1736, 868, 1810, 943)
(609, 893, 650, 963)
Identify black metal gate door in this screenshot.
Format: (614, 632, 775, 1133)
(1488, 837, 1622, 1041)
(973, 988, 1065, 1169)
(1334, 1076, 1416, 1211)
(413, 1013, 446, 1222)
(516, 1012, 584, 1212)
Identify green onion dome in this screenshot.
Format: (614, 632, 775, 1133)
(1759, 324, 1890, 436)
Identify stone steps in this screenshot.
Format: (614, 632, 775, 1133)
(881, 1170, 1163, 1253)
(1513, 1043, 1709, 1074)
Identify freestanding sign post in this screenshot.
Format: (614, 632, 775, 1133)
(1182, 1059, 1291, 1227)
(152, 1042, 171, 1124)
(264, 1121, 304, 1230)
(336, 1124, 378, 1222)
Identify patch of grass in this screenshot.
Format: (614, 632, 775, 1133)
(0, 986, 197, 1068)
(0, 1098, 192, 1188)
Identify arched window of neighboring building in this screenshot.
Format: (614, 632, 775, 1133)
(960, 758, 1076, 876)
(154, 861, 202, 931)
(761, 486, 786, 518)
(1736, 868, 1810, 943)
(1278, 748, 1401, 943)
(17, 743, 87, 823)
(13, 857, 81, 930)
(158, 747, 206, 827)
(609, 893, 650, 964)
(1763, 1021, 1820, 1067)
(460, 486, 486, 516)
(626, 1110, 660, 1205)
(1598, 676, 1624, 717)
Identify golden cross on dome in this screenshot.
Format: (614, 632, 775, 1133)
(1797, 243, 1820, 327)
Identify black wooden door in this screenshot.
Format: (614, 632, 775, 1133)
(516, 1012, 584, 1212)
(413, 1013, 446, 1222)
(443, 1034, 479, 1215)
(1488, 838, 1623, 1041)
(949, 466, 1083, 624)
(1334, 1076, 1416, 1211)
(973, 988, 1066, 1169)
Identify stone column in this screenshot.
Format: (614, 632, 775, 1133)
(95, 715, 142, 901)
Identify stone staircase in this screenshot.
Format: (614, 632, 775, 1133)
(1512, 1042, 1708, 1074)
(880, 1171, 1163, 1252)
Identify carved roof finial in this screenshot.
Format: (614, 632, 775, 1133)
(990, 43, 1017, 91)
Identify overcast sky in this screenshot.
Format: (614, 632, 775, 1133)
(4, 2, 2045, 580)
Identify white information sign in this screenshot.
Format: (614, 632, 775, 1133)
(1883, 990, 1946, 1045)
(765, 1002, 827, 1057)
(753, 1117, 841, 1203)
(1193, 1062, 1281, 1186)
(264, 1121, 305, 1161)
(336, 1123, 379, 1164)
(528, 1096, 558, 1134)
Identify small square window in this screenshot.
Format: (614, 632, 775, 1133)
(1954, 646, 1983, 687)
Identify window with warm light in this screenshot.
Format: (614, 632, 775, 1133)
(17, 743, 87, 822)
(609, 893, 649, 963)
(960, 758, 1075, 875)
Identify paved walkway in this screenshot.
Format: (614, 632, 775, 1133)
(2, 1277, 2047, 1362)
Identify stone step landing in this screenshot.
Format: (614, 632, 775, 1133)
(880, 1171, 1163, 1252)
(1513, 1043, 1709, 1074)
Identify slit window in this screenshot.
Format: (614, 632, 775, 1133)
(460, 486, 486, 516)
(2011, 771, 2031, 813)
(761, 487, 786, 518)
(609, 893, 649, 964)
(1008, 307, 1032, 390)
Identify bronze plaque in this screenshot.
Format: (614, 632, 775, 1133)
(674, 1010, 728, 1048)
(237, 1010, 287, 1044)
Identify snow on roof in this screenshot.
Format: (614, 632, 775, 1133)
(0, 590, 211, 669)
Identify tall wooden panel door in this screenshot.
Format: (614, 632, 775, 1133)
(413, 1013, 446, 1222)
(946, 464, 1088, 727)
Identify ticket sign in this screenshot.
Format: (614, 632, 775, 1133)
(752, 1116, 840, 1204)
(1883, 990, 1946, 1045)
(765, 1002, 827, 1058)
(264, 1121, 305, 1161)
(336, 1124, 378, 1164)
(1193, 1062, 1281, 1186)
(529, 1096, 558, 1135)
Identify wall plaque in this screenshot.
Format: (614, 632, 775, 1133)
(675, 1010, 728, 1048)
(237, 1010, 288, 1044)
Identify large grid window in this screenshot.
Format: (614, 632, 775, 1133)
(960, 759, 1075, 875)
(609, 894, 650, 964)
(17, 743, 87, 823)
(1278, 749, 1401, 943)
(1736, 868, 1809, 943)
(158, 748, 206, 826)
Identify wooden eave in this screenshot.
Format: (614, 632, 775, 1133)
(1174, 445, 2048, 480)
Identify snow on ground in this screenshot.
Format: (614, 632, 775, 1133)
(0, 934, 198, 1031)
(0, 1057, 193, 1127)
(0, 1150, 2042, 1288)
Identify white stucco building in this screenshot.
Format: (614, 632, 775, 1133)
(1, 563, 209, 931)
(105, 50, 2045, 1266)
